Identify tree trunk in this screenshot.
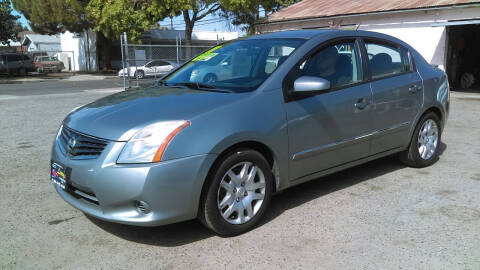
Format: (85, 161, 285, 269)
(183, 10, 194, 60)
(98, 32, 112, 71)
(185, 24, 193, 43)
(183, 10, 194, 43)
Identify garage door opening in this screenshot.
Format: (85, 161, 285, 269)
(446, 24, 480, 91)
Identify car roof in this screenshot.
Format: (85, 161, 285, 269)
(247, 29, 338, 40)
(246, 29, 399, 42)
(245, 29, 411, 50)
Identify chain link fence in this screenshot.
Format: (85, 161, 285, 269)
(120, 33, 213, 89)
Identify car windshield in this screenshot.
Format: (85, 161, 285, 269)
(163, 38, 305, 93)
(39, 56, 57, 61)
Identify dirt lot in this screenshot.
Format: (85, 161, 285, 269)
(0, 87, 479, 269)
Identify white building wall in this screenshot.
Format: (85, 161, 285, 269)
(60, 30, 98, 72)
(359, 24, 446, 70)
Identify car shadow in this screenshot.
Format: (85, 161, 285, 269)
(87, 142, 447, 246)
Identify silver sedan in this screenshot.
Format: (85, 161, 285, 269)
(52, 30, 449, 236)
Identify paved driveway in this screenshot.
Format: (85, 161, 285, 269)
(0, 86, 479, 269)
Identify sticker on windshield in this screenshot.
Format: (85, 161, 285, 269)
(192, 45, 223, 62)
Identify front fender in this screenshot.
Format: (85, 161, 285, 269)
(163, 89, 290, 190)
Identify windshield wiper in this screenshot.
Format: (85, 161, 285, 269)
(173, 82, 234, 93)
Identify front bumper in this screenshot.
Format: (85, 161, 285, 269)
(51, 134, 217, 226)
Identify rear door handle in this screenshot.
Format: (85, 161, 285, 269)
(409, 85, 421, 93)
(354, 98, 368, 110)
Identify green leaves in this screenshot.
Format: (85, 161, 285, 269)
(86, 0, 160, 42)
(12, 0, 166, 43)
(11, 0, 91, 34)
(219, 0, 299, 34)
(0, 0, 22, 45)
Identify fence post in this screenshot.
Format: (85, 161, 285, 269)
(179, 35, 182, 63)
(120, 34, 126, 91)
(72, 51, 76, 72)
(176, 36, 179, 65)
(123, 32, 131, 89)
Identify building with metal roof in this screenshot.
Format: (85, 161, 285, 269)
(21, 34, 61, 53)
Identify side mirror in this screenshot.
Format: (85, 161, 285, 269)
(293, 76, 331, 93)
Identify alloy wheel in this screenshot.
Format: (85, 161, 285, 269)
(417, 119, 439, 160)
(217, 162, 266, 225)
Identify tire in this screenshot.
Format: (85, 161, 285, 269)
(203, 73, 217, 83)
(199, 149, 273, 236)
(399, 111, 441, 167)
(18, 67, 26, 76)
(134, 70, 144, 79)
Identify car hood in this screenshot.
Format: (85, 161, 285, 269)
(63, 86, 245, 141)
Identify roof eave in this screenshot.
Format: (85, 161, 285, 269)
(257, 2, 480, 26)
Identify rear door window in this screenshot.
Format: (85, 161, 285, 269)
(364, 42, 411, 79)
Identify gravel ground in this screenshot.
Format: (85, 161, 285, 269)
(0, 88, 479, 269)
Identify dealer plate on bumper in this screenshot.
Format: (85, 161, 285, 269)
(51, 161, 71, 189)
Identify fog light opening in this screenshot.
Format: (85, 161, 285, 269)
(135, 200, 151, 214)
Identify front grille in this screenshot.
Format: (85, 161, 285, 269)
(58, 126, 108, 159)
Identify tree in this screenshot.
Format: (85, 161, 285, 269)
(155, 0, 220, 42)
(86, 0, 166, 70)
(219, 0, 298, 35)
(12, 0, 167, 70)
(12, 0, 91, 34)
(0, 0, 23, 45)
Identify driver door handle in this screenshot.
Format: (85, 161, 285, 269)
(354, 98, 368, 110)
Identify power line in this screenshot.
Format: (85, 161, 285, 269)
(160, 17, 233, 28)
(165, 17, 231, 27)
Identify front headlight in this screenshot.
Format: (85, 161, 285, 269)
(56, 125, 63, 140)
(117, 121, 190, 164)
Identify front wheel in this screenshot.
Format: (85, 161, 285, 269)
(203, 73, 217, 83)
(18, 67, 27, 76)
(199, 149, 273, 236)
(134, 70, 144, 79)
(399, 112, 441, 167)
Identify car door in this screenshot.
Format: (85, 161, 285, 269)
(284, 39, 374, 181)
(142, 61, 156, 76)
(154, 60, 173, 75)
(363, 39, 423, 154)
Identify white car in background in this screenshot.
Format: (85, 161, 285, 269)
(118, 60, 176, 79)
(190, 54, 234, 83)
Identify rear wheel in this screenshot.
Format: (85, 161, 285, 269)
(399, 112, 441, 167)
(199, 149, 273, 236)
